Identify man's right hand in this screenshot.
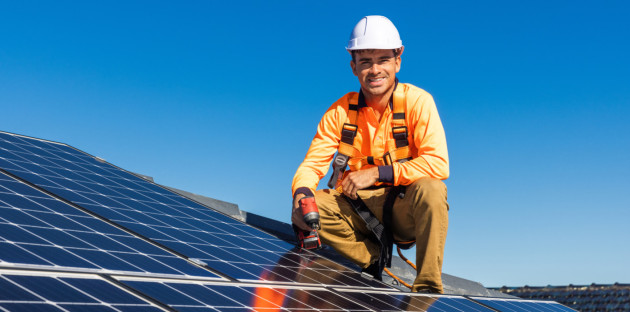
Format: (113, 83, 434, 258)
(291, 193, 311, 231)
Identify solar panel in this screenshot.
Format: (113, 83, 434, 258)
(470, 296, 577, 312)
(0, 131, 386, 289)
(0, 171, 219, 278)
(337, 291, 498, 312)
(119, 277, 374, 311)
(119, 277, 507, 312)
(0, 270, 163, 312)
(0, 131, 578, 312)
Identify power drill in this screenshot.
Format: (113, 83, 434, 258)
(293, 196, 322, 250)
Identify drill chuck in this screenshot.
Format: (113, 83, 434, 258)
(303, 212, 320, 230)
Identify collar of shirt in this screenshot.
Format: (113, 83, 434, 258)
(357, 78, 399, 110)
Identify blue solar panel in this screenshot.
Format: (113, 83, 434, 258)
(433, 297, 500, 311)
(0, 272, 162, 312)
(0, 131, 576, 312)
(471, 297, 577, 312)
(0, 131, 387, 289)
(332, 291, 420, 311)
(121, 278, 372, 311)
(338, 291, 498, 311)
(121, 279, 516, 312)
(0, 171, 218, 278)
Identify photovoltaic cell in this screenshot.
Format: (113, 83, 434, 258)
(0, 131, 387, 289)
(470, 297, 577, 312)
(0, 171, 218, 278)
(0, 272, 162, 312)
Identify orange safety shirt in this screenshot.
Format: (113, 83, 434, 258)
(292, 83, 449, 196)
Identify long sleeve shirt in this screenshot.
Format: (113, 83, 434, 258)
(292, 83, 448, 196)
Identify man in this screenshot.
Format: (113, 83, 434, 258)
(291, 15, 449, 293)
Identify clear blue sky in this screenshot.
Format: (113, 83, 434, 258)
(1, 1, 628, 288)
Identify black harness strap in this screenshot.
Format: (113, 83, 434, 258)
(382, 185, 406, 267)
(332, 83, 413, 279)
(340, 123, 358, 145)
(344, 185, 407, 279)
(345, 195, 391, 281)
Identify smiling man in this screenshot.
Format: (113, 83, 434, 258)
(291, 15, 449, 293)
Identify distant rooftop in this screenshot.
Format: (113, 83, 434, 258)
(495, 283, 630, 311)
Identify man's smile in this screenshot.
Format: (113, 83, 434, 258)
(368, 77, 386, 86)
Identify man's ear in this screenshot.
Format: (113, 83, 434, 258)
(395, 47, 404, 73)
(350, 59, 358, 76)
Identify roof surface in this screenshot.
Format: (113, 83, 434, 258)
(0, 130, 572, 311)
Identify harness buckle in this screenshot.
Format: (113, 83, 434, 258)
(327, 153, 349, 189)
(341, 123, 357, 145)
(365, 218, 381, 232)
(392, 126, 409, 148)
(383, 152, 393, 165)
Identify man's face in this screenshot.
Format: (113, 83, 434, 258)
(350, 49, 401, 98)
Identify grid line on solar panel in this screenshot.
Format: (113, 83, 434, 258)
(0, 270, 166, 312)
(0, 269, 573, 312)
(335, 289, 501, 312)
(468, 296, 577, 312)
(116, 276, 375, 312)
(0, 131, 391, 289)
(0, 171, 221, 279)
(0, 134, 271, 237)
(113, 275, 516, 312)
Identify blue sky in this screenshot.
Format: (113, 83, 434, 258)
(1, 1, 628, 287)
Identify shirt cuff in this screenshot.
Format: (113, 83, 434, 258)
(378, 165, 394, 183)
(293, 187, 314, 198)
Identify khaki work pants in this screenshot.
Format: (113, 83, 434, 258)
(314, 178, 449, 293)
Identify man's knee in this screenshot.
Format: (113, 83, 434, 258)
(406, 178, 448, 213)
(314, 189, 343, 217)
(314, 189, 362, 227)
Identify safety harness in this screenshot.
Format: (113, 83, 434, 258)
(327, 85, 412, 187)
(327, 84, 417, 283)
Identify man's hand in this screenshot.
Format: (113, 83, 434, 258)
(341, 167, 379, 200)
(291, 193, 311, 231)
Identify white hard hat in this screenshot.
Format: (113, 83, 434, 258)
(346, 15, 403, 50)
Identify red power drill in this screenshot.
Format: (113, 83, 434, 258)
(294, 196, 322, 250)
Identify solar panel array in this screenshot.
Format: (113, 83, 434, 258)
(0, 131, 576, 311)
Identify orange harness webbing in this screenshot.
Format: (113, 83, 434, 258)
(327, 86, 412, 189)
(328, 86, 419, 283)
(346, 88, 412, 171)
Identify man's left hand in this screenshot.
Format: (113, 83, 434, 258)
(341, 167, 379, 200)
